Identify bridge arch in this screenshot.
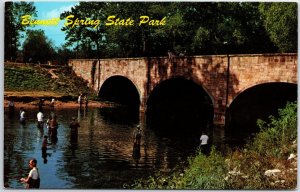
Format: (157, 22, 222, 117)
(146, 77, 214, 137)
(228, 79, 297, 107)
(148, 75, 216, 107)
(226, 82, 297, 143)
(98, 75, 141, 106)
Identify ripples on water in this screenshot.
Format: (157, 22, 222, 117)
(4, 107, 203, 189)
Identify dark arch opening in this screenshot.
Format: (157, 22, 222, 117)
(146, 77, 214, 141)
(225, 82, 297, 146)
(98, 76, 140, 125)
(98, 76, 140, 106)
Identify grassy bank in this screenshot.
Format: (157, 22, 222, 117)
(133, 102, 297, 190)
(4, 63, 97, 100)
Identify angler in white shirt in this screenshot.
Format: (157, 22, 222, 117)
(20, 107, 26, 124)
(200, 131, 209, 156)
(37, 111, 44, 129)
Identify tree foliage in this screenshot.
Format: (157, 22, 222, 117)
(259, 2, 297, 52)
(60, 2, 109, 58)
(6, 2, 296, 61)
(22, 29, 56, 63)
(60, 2, 297, 58)
(55, 46, 76, 65)
(5, 2, 36, 61)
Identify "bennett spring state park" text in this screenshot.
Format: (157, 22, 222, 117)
(21, 15, 167, 28)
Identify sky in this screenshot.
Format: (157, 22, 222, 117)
(24, 1, 79, 48)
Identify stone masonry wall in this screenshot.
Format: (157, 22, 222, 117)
(228, 53, 297, 106)
(68, 59, 97, 89)
(68, 53, 297, 126)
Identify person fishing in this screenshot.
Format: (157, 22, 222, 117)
(133, 125, 142, 145)
(37, 111, 44, 129)
(199, 131, 209, 156)
(49, 115, 59, 142)
(19, 107, 26, 124)
(20, 159, 40, 189)
(69, 117, 80, 143)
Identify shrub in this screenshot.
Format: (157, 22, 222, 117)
(249, 101, 297, 157)
(177, 147, 228, 189)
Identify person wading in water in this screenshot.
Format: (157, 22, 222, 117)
(20, 159, 40, 189)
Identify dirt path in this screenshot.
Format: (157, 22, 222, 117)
(48, 69, 59, 79)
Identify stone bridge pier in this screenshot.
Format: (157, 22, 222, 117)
(68, 53, 297, 127)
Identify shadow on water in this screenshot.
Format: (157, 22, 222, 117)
(146, 77, 214, 150)
(98, 105, 140, 125)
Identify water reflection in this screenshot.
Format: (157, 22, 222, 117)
(4, 106, 202, 189)
(99, 105, 139, 125)
(132, 142, 141, 166)
(41, 135, 52, 164)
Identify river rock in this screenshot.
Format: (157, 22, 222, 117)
(264, 169, 281, 177)
(287, 153, 296, 160)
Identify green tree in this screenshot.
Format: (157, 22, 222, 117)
(259, 2, 297, 52)
(60, 2, 296, 58)
(61, 2, 177, 58)
(22, 29, 56, 63)
(5, 2, 36, 62)
(104, 2, 172, 57)
(104, 2, 278, 56)
(55, 46, 76, 65)
(184, 2, 277, 54)
(60, 2, 109, 59)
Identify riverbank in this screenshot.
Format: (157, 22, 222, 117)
(4, 99, 115, 109)
(133, 102, 297, 190)
(4, 91, 115, 109)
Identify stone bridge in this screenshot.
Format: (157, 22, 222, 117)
(68, 53, 297, 126)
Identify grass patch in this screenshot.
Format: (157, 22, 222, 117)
(4, 64, 97, 99)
